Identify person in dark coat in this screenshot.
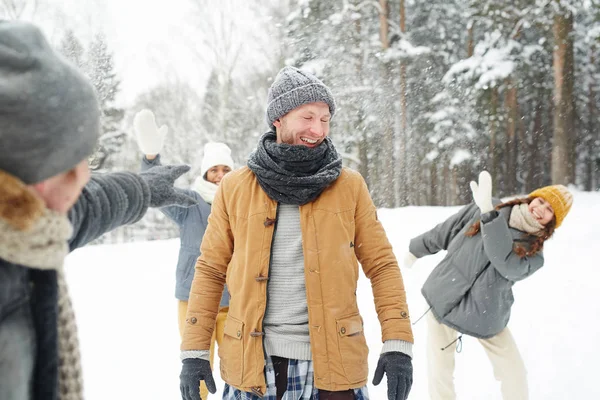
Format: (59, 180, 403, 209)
(0, 21, 196, 400)
(404, 171, 573, 400)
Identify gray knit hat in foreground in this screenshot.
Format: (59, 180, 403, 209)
(0, 21, 100, 184)
(266, 66, 336, 128)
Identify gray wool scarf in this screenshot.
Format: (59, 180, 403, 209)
(248, 131, 342, 205)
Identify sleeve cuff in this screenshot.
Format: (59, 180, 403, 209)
(180, 350, 210, 361)
(481, 210, 499, 224)
(143, 154, 161, 166)
(381, 340, 413, 359)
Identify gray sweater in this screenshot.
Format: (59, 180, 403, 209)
(410, 202, 544, 339)
(264, 205, 412, 360)
(263, 204, 311, 360)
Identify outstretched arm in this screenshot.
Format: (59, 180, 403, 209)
(68, 171, 150, 250)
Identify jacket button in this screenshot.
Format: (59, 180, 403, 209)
(190, 317, 197, 324)
(340, 327, 346, 334)
(264, 218, 276, 227)
(401, 311, 408, 319)
(237, 330, 241, 338)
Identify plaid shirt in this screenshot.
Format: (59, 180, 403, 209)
(222, 356, 369, 399)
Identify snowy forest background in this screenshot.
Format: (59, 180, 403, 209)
(3, 0, 599, 243)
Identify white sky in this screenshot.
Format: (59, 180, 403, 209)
(97, 0, 211, 105)
(22, 0, 268, 106)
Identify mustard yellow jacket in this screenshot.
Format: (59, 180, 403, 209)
(181, 167, 413, 395)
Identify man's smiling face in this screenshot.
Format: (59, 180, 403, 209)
(273, 102, 331, 148)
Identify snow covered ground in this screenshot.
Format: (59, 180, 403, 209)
(66, 189, 600, 399)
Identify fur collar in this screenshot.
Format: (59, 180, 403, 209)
(0, 170, 72, 270)
(0, 169, 46, 232)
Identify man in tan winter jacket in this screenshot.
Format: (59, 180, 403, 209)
(179, 66, 414, 400)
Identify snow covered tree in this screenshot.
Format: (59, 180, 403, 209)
(85, 33, 125, 171)
(59, 30, 85, 70)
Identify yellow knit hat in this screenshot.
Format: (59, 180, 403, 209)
(528, 185, 573, 229)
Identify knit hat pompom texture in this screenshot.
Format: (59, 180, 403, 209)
(0, 21, 100, 184)
(528, 184, 573, 229)
(266, 66, 336, 128)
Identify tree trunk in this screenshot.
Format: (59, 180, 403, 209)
(467, 20, 475, 58)
(552, 9, 575, 185)
(379, 0, 389, 49)
(505, 78, 518, 195)
(353, 17, 370, 184)
(443, 161, 450, 205)
(452, 166, 459, 205)
(396, 0, 410, 206)
(489, 87, 499, 192)
(397, 0, 409, 206)
(587, 46, 597, 191)
(378, 0, 395, 207)
(528, 94, 543, 192)
(430, 161, 438, 206)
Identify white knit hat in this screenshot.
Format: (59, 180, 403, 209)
(200, 142, 235, 179)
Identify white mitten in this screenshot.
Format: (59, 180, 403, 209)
(469, 171, 494, 214)
(403, 252, 418, 269)
(133, 109, 168, 155)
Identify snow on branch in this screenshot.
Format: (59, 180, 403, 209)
(443, 32, 519, 90)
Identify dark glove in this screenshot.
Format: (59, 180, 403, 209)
(139, 164, 197, 208)
(180, 358, 216, 400)
(372, 352, 413, 400)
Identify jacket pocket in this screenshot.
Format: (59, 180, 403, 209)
(336, 313, 369, 384)
(218, 315, 244, 386)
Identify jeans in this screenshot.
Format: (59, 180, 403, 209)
(0, 300, 35, 399)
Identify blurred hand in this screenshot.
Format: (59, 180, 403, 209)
(139, 165, 197, 208)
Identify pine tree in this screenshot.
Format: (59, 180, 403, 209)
(85, 33, 125, 171)
(59, 30, 85, 69)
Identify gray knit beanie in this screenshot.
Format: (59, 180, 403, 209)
(266, 66, 336, 128)
(0, 21, 101, 184)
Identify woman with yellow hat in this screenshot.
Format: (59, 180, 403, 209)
(403, 171, 573, 400)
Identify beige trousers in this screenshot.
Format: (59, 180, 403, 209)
(179, 301, 228, 400)
(426, 312, 528, 400)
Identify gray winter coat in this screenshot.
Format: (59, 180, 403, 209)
(409, 202, 544, 338)
(142, 156, 229, 305)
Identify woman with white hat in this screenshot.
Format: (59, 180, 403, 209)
(135, 109, 234, 400)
